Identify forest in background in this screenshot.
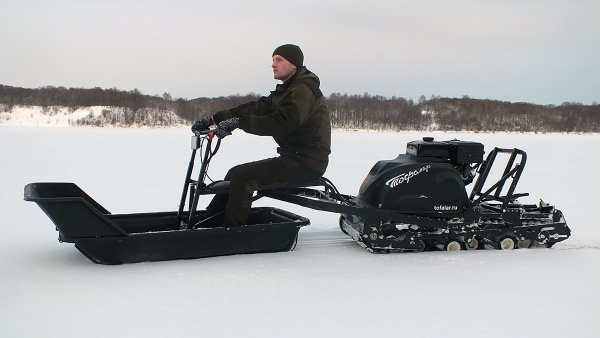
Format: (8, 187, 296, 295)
(1, 84, 598, 132)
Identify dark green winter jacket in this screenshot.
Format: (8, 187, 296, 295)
(213, 67, 331, 174)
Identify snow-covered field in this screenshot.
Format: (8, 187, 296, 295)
(1, 126, 599, 337)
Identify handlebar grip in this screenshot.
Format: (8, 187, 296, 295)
(194, 128, 216, 136)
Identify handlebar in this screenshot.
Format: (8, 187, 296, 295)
(194, 128, 216, 137)
(178, 128, 221, 228)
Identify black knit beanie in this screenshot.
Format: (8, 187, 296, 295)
(272, 44, 304, 68)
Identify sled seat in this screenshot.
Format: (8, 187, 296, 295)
(203, 177, 329, 194)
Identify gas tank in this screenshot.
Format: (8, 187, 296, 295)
(357, 154, 468, 214)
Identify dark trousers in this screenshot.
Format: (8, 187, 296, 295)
(205, 156, 322, 227)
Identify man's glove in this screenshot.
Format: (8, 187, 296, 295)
(191, 116, 213, 133)
(214, 118, 239, 139)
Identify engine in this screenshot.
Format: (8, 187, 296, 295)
(357, 137, 484, 215)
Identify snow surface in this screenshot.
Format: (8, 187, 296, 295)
(1, 126, 599, 338)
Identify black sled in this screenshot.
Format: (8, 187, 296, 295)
(24, 131, 308, 264)
(25, 131, 571, 264)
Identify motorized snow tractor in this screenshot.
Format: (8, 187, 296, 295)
(25, 131, 571, 264)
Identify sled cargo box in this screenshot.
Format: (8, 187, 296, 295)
(24, 182, 308, 264)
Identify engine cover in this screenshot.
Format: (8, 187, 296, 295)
(357, 154, 468, 214)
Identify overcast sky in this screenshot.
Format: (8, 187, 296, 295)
(1, 0, 598, 105)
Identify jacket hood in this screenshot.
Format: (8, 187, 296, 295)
(283, 66, 320, 88)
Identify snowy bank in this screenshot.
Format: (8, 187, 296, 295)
(0, 105, 187, 127)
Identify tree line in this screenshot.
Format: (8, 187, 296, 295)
(1, 84, 598, 132)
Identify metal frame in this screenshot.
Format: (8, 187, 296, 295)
(468, 147, 528, 211)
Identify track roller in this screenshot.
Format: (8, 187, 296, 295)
(517, 239, 532, 248)
(436, 239, 463, 251)
(498, 236, 516, 250)
(465, 237, 479, 250)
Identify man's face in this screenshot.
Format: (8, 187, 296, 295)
(272, 55, 297, 82)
